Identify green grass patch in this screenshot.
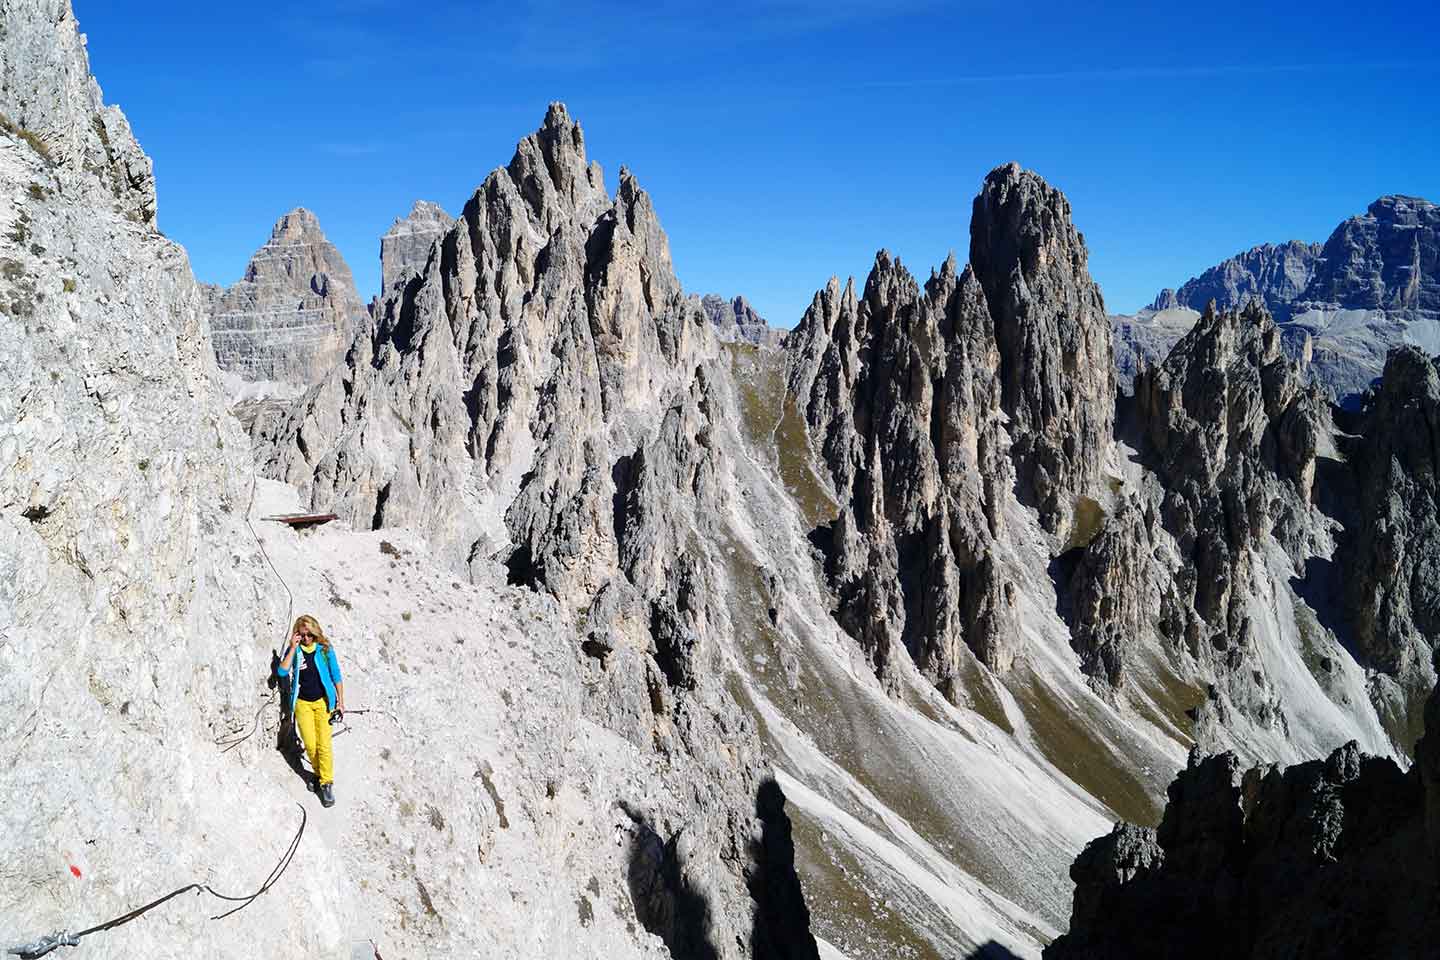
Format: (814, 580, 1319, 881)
(1065, 495, 1107, 552)
(1011, 666, 1163, 826)
(18, 128, 51, 163)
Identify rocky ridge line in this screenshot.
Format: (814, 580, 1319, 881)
(1120, 194, 1440, 403)
(698, 293, 785, 348)
(1149, 239, 1322, 316)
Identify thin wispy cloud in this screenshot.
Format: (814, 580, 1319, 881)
(849, 59, 1440, 89)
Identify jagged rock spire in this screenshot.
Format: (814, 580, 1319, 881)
(970, 161, 1115, 544)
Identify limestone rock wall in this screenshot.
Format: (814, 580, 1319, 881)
(1304, 196, 1439, 314)
(0, 43, 319, 956)
(970, 162, 1115, 544)
(786, 253, 1016, 683)
(1149, 240, 1323, 316)
(1343, 345, 1440, 750)
(254, 103, 819, 960)
(204, 208, 366, 385)
(0, 0, 155, 225)
(379, 199, 453, 293)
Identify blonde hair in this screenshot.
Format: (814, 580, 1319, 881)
(292, 614, 331, 650)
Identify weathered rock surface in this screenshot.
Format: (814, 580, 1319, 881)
(1122, 302, 1325, 728)
(786, 252, 1016, 685)
(1120, 196, 1440, 403)
(1148, 240, 1322, 316)
(698, 293, 784, 348)
(0, 16, 304, 953)
(203, 208, 366, 385)
(0, 7, 819, 957)
(971, 162, 1115, 543)
(1303, 196, 1440, 314)
(379, 199, 453, 293)
(0, 0, 155, 225)
(1342, 345, 1440, 750)
(1047, 717, 1440, 959)
(254, 102, 819, 960)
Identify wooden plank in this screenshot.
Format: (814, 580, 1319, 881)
(262, 513, 339, 528)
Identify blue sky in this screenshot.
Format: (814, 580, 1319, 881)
(76, 1, 1438, 323)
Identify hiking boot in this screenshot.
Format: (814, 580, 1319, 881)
(320, 784, 336, 808)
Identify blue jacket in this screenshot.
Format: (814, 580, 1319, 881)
(278, 643, 343, 713)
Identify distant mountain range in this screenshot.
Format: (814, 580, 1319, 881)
(1116, 195, 1439, 402)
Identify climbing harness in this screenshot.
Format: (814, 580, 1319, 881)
(6, 804, 306, 959)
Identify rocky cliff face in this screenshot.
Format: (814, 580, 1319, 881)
(379, 199, 453, 293)
(699, 293, 784, 348)
(0, 0, 155, 225)
(786, 252, 1015, 684)
(1148, 240, 1322, 316)
(1047, 711, 1440, 959)
(1122, 196, 1440, 404)
(254, 103, 819, 960)
(204, 208, 366, 385)
(0, 4, 303, 952)
(1, 7, 821, 958)
(1303, 196, 1440, 314)
(1343, 345, 1440, 750)
(971, 162, 1115, 543)
(1126, 302, 1325, 731)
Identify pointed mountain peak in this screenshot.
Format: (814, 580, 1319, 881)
(381, 201, 456, 290)
(269, 207, 328, 242)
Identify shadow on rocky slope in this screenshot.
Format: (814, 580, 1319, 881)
(1046, 674, 1440, 959)
(966, 942, 1023, 960)
(623, 778, 818, 960)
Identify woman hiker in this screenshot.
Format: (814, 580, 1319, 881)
(278, 614, 345, 808)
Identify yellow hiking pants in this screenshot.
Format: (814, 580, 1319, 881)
(295, 697, 334, 786)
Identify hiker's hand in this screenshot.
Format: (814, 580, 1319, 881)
(290, 632, 302, 649)
(330, 708, 344, 725)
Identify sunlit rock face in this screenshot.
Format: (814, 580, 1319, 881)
(380, 199, 454, 293)
(970, 161, 1116, 546)
(204, 208, 367, 386)
(1118, 194, 1440, 405)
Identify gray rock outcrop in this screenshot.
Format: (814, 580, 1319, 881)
(1147, 240, 1322, 316)
(1116, 302, 1325, 726)
(204, 208, 367, 385)
(1343, 345, 1440, 750)
(1121, 196, 1440, 404)
(380, 199, 453, 292)
(698, 293, 784, 348)
(0, 0, 155, 225)
(786, 252, 1016, 684)
(1046, 721, 1440, 959)
(971, 162, 1115, 543)
(1303, 196, 1440, 314)
(254, 102, 819, 960)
